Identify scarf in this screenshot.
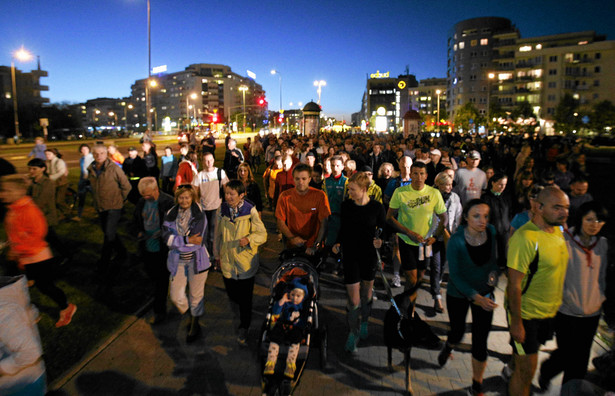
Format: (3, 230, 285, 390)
(565, 228, 599, 268)
(229, 200, 245, 222)
(176, 207, 191, 236)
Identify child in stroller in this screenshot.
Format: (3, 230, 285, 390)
(263, 278, 308, 378)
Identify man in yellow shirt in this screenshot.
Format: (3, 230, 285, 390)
(506, 186, 569, 396)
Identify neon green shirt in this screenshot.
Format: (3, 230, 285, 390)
(389, 184, 446, 246)
(507, 221, 569, 319)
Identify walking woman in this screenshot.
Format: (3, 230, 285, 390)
(332, 172, 386, 352)
(0, 175, 76, 328)
(162, 184, 211, 343)
(538, 201, 609, 390)
(438, 199, 499, 396)
(214, 180, 267, 345)
(44, 148, 69, 219)
(237, 162, 263, 217)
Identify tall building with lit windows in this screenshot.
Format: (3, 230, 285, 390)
(448, 17, 615, 134)
(131, 63, 266, 130)
(408, 78, 447, 130)
(447, 17, 518, 122)
(364, 70, 417, 132)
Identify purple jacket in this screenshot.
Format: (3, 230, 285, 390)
(162, 202, 211, 276)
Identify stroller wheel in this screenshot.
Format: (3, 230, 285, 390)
(319, 325, 328, 370)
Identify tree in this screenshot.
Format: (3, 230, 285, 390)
(511, 100, 536, 120)
(590, 100, 615, 133)
(454, 102, 479, 132)
(554, 93, 580, 134)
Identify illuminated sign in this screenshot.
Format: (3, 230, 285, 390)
(152, 65, 167, 74)
(376, 107, 386, 116)
(398, 81, 406, 89)
(247, 70, 256, 79)
(370, 70, 390, 79)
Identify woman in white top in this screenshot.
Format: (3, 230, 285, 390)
(45, 148, 69, 218)
(538, 201, 609, 391)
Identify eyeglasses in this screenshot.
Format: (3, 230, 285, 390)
(583, 217, 605, 225)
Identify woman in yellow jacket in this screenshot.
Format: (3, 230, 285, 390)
(214, 180, 267, 345)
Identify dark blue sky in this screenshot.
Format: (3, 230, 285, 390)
(2, 0, 614, 119)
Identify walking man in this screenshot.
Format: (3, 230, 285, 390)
(506, 186, 569, 396)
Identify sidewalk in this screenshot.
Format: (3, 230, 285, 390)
(50, 209, 610, 395)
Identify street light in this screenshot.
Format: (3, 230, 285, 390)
(270, 69, 282, 112)
(185, 92, 197, 129)
(435, 89, 441, 132)
(314, 80, 326, 105)
(10, 46, 33, 140)
(238, 85, 248, 132)
(487, 73, 496, 134)
(150, 107, 158, 131)
(108, 112, 118, 126)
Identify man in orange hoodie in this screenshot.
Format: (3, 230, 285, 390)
(0, 174, 76, 327)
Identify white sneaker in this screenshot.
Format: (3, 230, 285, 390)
(391, 274, 401, 288)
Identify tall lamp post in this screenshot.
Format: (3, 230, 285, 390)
(10, 46, 33, 140)
(435, 89, 441, 132)
(487, 73, 496, 135)
(238, 85, 248, 132)
(270, 69, 282, 112)
(314, 80, 326, 105)
(185, 92, 197, 129)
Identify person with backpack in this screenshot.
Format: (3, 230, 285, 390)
(192, 152, 229, 257)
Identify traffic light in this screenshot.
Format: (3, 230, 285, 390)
(278, 113, 284, 124)
(258, 96, 267, 107)
(211, 113, 218, 124)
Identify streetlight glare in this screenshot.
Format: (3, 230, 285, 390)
(13, 47, 33, 62)
(270, 69, 277, 75)
(190, 93, 197, 99)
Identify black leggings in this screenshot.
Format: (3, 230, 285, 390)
(25, 258, 68, 310)
(445, 294, 494, 362)
(223, 276, 255, 330)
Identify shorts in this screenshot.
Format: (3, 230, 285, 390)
(343, 254, 377, 284)
(509, 316, 555, 355)
(398, 241, 428, 272)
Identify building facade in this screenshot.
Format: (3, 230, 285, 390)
(408, 77, 447, 130)
(363, 71, 418, 132)
(130, 63, 266, 131)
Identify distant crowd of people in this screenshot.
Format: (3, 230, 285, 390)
(0, 129, 613, 395)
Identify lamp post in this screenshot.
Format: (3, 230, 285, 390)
(145, 0, 152, 132)
(487, 73, 496, 135)
(10, 46, 33, 140)
(314, 80, 326, 105)
(238, 85, 248, 132)
(150, 108, 157, 131)
(435, 89, 441, 132)
(185, 92, 197, 129)
(270, 69, 282, 112)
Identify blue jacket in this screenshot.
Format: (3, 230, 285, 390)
(446, 224, 499, 300)
(162, 202, 211, 276)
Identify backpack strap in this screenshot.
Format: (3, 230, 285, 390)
(521, 242, 539, 295)
(217, 168, 223, 199)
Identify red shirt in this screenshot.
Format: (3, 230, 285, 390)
(275, 187, 331, 248)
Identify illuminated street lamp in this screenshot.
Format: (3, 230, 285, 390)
(270, 69, 282, 112)
(186, 92, 197, 128)
(108, 111, 118, 126)
(238, 85, 248, 132)
(314, 80, 326, 105)
(94, 109, 101, 122)
(487, 73, 496, 134)
(10, 46, 33, 140)
(435, 89, 441, 132)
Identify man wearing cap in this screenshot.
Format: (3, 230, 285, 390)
(426, 149, 447, 186)
(122, 146, 148, 205)
(453, 150, 487, 205)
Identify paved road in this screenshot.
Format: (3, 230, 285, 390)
(47, 208, 609, 396)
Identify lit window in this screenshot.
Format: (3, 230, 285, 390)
(480, 38, 488, 45)
(578, 41, 588, 45)
(471, 40, 477, 47)
(459, 41, 465, 49)
(519, 45, 532, 52)
(535, 44, 542, 50)
(498, 73, 513, 80)
(453, 44, 458, 51)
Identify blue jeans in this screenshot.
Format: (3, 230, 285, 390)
(429, 240, 445, 299)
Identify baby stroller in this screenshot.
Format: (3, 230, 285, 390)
(259, 249, 327, 396)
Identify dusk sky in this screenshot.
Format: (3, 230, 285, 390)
(2, 0, 614, 119)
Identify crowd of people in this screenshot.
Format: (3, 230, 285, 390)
(1, 129, 613, 395)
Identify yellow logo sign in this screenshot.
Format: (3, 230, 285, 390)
(370, 70, 390, 79)
(398, 81, 406, 89)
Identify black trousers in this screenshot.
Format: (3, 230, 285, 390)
(446, 294, 494, 362)
(223, 276, 255, 330)
(25, 258, 68, 310)
(540, 312, 600, 385)
(142, 250, 170, 315)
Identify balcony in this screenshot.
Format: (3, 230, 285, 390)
(34, 84, 49, 91)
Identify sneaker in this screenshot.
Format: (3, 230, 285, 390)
(56, 303, 77, 328)
(434, 299, 444, 314)
(284, 361, 296, 378)
(345, 332, 358, 353)
(237, 327, 248, 346)
(359, 322, 369, 340)
(263, 360, 275, 376)
(501, 364, 513, 382)
(466, 387, 484, 396)
(391, 274, 401, 288)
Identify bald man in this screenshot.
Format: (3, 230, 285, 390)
(506, 186, 569, 396)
